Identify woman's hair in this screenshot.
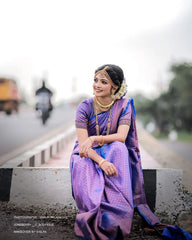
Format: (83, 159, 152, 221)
(95, 64, 124, 93)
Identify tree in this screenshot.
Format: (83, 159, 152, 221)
(167, 62, 192, 131)
(134, 62, 192, 133)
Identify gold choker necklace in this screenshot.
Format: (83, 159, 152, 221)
(95, 97, 114, 109)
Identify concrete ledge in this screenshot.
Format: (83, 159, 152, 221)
(0, 167, 187, 219)
(143, 168, 185, 219)
(1, 126, 76, 168)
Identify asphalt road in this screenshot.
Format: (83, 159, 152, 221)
(160, 140, 192, 163)
(0, 104, 76, 165)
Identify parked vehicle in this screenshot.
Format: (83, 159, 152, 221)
(0, 78, 21, 115)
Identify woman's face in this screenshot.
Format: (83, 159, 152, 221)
(93, 73, 114, 98)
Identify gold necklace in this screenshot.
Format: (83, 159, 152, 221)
(95, 97, 114, 109)
(94, 101, 112, 136)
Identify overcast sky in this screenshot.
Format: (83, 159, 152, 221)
(0, 0, 192, 104)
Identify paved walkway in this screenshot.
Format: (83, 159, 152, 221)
(41, 136, 76, 168)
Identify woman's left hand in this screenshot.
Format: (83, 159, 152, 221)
(79, 137, 94, 158)
(100, 161, 118, 177)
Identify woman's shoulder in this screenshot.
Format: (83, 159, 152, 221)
(116, 97, 133, 106)
(76, 97, 93, 114)
(78, 97, 93, 107)
(114, 97, 135, 114)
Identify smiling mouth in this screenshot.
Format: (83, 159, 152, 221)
(95, 89, 102, 92)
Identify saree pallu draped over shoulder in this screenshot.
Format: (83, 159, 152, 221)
(70, 97, 160, 240)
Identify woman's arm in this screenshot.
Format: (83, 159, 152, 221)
(76, 128, 92, 158)
(77, 124, 130, 157)
(76, 127, 118, 177)
(90, 124, 130, 146)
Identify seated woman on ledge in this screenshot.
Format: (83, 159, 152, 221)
(70, 64, 192, 240)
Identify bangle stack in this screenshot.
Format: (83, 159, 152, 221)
(99, 135, 104, 146)
(99, 159, 107, 168)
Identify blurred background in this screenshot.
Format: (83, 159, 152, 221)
(0, 0, 191, 164)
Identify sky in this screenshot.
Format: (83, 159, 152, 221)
(0, 0, 192, 104)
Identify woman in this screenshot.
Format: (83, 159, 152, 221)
(70, 64, 192, 240)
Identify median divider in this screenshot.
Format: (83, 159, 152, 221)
(1, 125, 76, 168)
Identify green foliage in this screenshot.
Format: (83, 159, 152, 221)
(133, 94, 155, 126)
(177, 131, 192, 142)
(134, 62, 192, 133)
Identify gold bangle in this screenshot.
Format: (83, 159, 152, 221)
(89, 137, 94, 146)
(99, 159, 106, 168)
(99, 135, 104, 146)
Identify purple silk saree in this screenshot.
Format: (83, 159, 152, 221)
(70, 97, 160, 240)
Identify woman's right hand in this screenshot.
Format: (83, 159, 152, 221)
(79, 137, 94, 158)
(100, 161, 118, 177)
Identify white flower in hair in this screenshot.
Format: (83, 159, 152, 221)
(114, 79, 127, 99)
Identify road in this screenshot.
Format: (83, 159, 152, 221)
(160, 140, 192, 163)
(0, 104, 76, 165)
